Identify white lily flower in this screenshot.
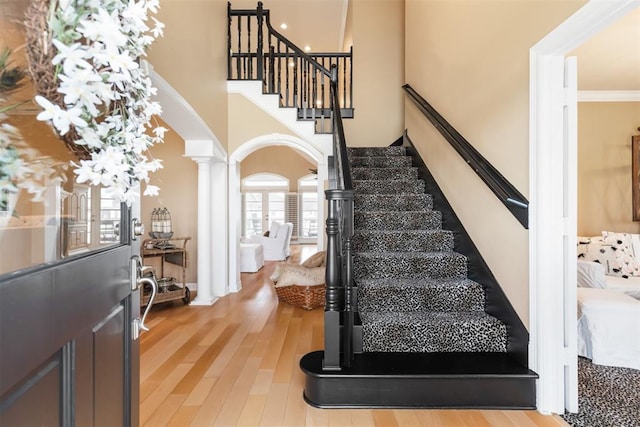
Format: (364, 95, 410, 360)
(51, 40, 92, 75)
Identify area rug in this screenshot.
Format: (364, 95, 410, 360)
(562, 357, 640, 427)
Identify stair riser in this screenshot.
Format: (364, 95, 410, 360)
(354, 211, 441, 231)
(348, 147, 406, 157)
(354, 253, 467, 280)
(351, 168, 418, 181)
(350, 157, 413, 168)
(353, 230, 453, 252)
(355, 194, 433, 211)
(358, 283, 485, 312)
(353, 180, 425, 194)
(362, 321, 507, 353)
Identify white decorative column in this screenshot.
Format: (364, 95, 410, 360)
(190, 156, 215, 305)
(228, 161, 242, 292)
(211, 160, 228, 296)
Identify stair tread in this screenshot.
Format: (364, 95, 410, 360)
(356, 277, 479, 288)
(360, 310, 500, 323)
(355, 250, 462, 257)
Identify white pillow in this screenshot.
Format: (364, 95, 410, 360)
(577, 260, 607, 289)
(274, 264, 325, 288)
(577, 233, 640, 278)
(601, 231, 640, 277)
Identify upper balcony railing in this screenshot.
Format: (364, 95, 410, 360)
(228, 2, 353, 133)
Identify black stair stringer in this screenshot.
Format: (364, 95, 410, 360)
(300, 351, 538, 409)
(402, 131, 529, 367)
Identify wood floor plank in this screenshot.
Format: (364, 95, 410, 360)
(143, 393, 187, 427)
(258, 383, 289, 426)
(140, 363, 192, 425)
(236, 394, 268, 427)
(183, 376, 217, 407)
(140, 245, 570, 427)
(165, 406, 199, 427)
(213, 357, 262, 426)
(372, 409, 399, 427)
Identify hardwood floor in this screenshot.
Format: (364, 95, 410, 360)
(140, 245, 569, 426)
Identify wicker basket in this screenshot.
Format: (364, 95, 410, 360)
(275, 283, 325, 310)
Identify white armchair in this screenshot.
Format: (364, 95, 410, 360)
(245, 221, 293, 261)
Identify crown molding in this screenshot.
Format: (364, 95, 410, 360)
(577, 90, 640, 102)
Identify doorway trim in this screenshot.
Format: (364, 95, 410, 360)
(228, 133, 329, 292)
(529, 0, 640, 414)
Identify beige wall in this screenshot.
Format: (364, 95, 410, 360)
(343, 0, 404, 147)
(404, 0, 585, 327)
(227, 94, 293, 155)
(141, 125, 198, 284)
(578, 102, 640, 237)
(147, 0, 229, 148)
(240, 146, 315, 192)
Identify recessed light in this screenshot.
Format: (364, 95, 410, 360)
(280, 23, 287, 29)
(288, 61, 295, 67)
(304, 45, 311, 52)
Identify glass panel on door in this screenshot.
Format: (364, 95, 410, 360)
(0, 116, 123, 275)
(243, 192, 263, 237)
(267, 192, 285, 226)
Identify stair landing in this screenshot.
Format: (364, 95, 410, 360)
(300, 351, 538, 409)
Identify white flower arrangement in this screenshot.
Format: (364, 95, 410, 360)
(29, 0, 167, 205)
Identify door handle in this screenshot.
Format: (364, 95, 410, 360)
(131, 255, 158, 339)
(137, 275, 157, 333)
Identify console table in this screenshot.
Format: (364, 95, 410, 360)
(141, 236, 191, 306)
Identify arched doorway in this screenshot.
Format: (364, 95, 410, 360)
(228, 133, 329, 292)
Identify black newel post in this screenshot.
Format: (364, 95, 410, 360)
(323, 191, 343, 371)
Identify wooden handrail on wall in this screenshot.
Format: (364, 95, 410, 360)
(403, 84, 529, 229)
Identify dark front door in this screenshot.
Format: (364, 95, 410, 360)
(0, 196, 144, 426)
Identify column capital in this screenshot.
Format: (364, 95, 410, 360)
(189, 156, 214, 165)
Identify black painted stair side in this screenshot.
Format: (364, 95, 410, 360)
(300, 351, 538, 409)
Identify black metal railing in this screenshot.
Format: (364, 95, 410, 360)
(228, 2, 353, 133)
(228, 2, 355, 369)
(403, 84, 529, 229)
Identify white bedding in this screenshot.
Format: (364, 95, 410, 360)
(577, 288, 640, 370)
(577, 260, 640, 299)
(602, 275, 640, 299)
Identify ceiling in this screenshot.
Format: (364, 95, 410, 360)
(230, 0, 348, 53)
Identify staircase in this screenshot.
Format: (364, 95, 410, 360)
(300, 145, 538, 408)
(228, 2, 537, 409)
